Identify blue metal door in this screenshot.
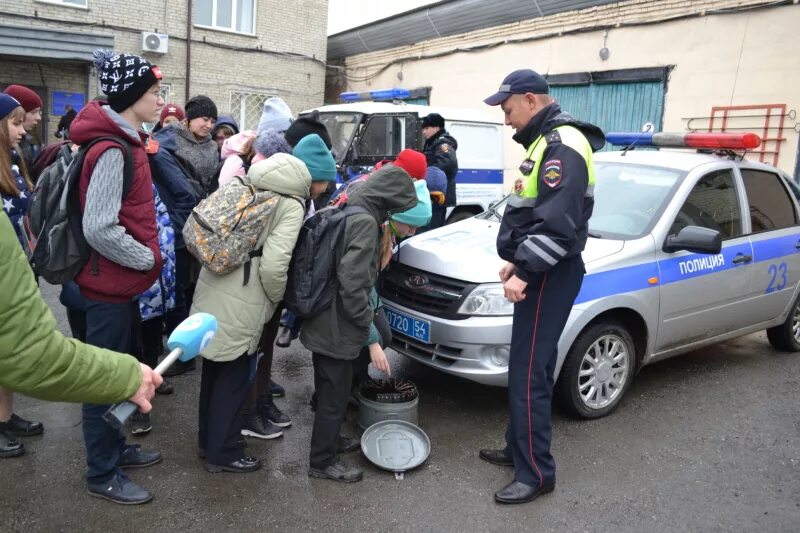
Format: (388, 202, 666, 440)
(551, 81, 665, 150)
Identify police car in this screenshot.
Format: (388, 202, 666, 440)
(380, 132, 800, 419)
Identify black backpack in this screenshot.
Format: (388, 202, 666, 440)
(284, 204, 369, 318)
(24, 136, 133, 284)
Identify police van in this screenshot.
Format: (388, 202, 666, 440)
(303, 90, 505, 223)
(379, 131, 800, 419)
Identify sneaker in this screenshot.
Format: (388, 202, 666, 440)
(269, 380, 285, 398)
(337, 435, 361, 454)
(118, 444, 162, 469)
(240, 415, 283, 440)
(308, 460, 363, 483)
(155, 380, 174, 395)
(0, 429, 24, 458)
(275, 326, 293, 348)
(129, 412, 152, 435)
(162, 358, 196, 377)
(0, 413, 44, 437)
(87, 474, 153, 505)
(260, 397, 292, 428)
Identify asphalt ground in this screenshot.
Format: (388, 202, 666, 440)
(2, 281, 799, 532)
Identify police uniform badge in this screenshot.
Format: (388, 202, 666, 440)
(513, 178, 524, 194)
(439, 144, 449, 153)
(543, 159, 562, 188)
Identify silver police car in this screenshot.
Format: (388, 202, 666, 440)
(380, 148, 800, 419)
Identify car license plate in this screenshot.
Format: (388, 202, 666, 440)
(384, 307, 431, 344)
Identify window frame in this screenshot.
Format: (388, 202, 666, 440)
(34, 0, 88, 9)
(739, 167, 800, 235)
(669, 168, 744, 241)
(194, 0, 257, 36)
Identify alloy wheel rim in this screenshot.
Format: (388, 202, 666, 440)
(578, 334, 630, 410)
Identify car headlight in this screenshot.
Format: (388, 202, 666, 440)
(458, 283, 514, 316)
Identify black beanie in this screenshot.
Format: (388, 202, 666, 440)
(285, 110, 332, 149)
(93, 50, 162, 113)
(185, 95, 218, 121)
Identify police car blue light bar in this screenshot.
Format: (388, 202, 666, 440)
(606, 132, 762, 150)
(339, 88, 411, 102)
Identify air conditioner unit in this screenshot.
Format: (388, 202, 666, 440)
(141, 32, 169, 54)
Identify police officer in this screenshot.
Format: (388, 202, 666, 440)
(420, 113, 458, 229)
(479, 69, 605, 504)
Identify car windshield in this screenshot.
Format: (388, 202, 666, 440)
(482, 162, 686, 239)
(316, 112, 362, 163)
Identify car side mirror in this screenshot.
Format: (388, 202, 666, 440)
(663, 226, 722, 254)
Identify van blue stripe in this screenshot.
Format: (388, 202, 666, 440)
(456, 169, 504, 184)
(573, 233, 800, 305)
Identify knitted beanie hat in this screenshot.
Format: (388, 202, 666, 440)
(257, 97, 294, 134)
(254, 128, 292, 158)
(285, 110, 332, 149)
(4, 85, 42, 112)
(391, 180, 432, 227)
(160, 103, 185, 123)
(392, 149, 427, 180)
(185, 95, 218, 121)
(93, 49, 162, 113)
(292, 133, 336, 182)
(0, 93, 21, 119)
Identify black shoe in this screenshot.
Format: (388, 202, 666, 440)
(206, 456, 261, 473)
(308, 460, 363, 483)
(494, 481, 555, 504)
(337, 436, 361, 454)
(118, 444, 162, 469)
(260, 397, 292, 428)
(87, 475, 153, 505)
(0, 413, 44, 437)
(269, 380, 285, 398)
(479, 448, 513, 467)
(129, 412, 152, 435)
(240, 414, 283, 440)
(155, 380, 174, 395)
(275, 327, 293, 348)
(0, 430, 24, 458)
(162, 358, 196, 377)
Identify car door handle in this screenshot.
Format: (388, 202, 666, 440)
(732, 254, 752, 264)
(795, 240, 800, 250)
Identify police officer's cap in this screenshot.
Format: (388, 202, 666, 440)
(421, 113, 445, 129)
(483, 69, 549, 106)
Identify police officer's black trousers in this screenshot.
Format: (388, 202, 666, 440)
(505, 254, 584, 487)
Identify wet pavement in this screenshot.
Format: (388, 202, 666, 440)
(2, 282, 800, 532)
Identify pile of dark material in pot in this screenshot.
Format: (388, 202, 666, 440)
(360, 379, 418, 403)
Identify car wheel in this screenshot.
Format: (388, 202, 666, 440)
(766, 293, 800, 352)
(556, 320, 636, 419)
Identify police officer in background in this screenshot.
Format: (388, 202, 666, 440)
(421, 113, 458, 229)
(479, 69, 605, 504)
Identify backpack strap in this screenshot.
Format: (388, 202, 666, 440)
(242, 247, 263, 286)
(78, 136, 135, 198)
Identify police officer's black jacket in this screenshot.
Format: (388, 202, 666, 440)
(423, 129, 458, 206)
(497, 104, 605, 282)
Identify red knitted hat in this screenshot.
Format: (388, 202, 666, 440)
(160, 103, 185, 123)
(392, 149, 427, 180)
(4, 85, 42, 112)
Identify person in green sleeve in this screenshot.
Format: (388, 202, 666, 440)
(0, 211, 162, 427)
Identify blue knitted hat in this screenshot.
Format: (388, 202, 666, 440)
(0, 93, 21, 119)
(392, 180, 432, 227)
(292, 134, 336, 182)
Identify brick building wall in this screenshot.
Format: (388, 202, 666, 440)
(0, 0, 328, 139)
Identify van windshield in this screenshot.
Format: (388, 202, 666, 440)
(317, 112, 362, 162)
(481, 162, 685, 239)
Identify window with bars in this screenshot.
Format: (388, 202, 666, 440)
(36, 0, 87, 8)
(195, 0, 255, 34)
(229, 91, 275, 131)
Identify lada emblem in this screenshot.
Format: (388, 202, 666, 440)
(404, 274, 428, 289)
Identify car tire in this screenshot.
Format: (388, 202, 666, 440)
(446, 210, 475, 224)
(555, 320, 636, 419)
(766, 293, 800, 352)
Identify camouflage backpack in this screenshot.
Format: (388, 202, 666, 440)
(183, 176, 291, 285)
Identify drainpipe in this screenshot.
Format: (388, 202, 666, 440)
(185, 0, 192, 102)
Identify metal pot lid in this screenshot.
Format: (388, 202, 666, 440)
(361, 420, 430, 474)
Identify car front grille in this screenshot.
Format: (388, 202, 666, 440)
(390, 331, 471, 367)
(379, 264, 476, 319)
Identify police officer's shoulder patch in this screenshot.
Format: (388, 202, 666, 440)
(439, 143, 449, 153)
(542, 159, 562, 188)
